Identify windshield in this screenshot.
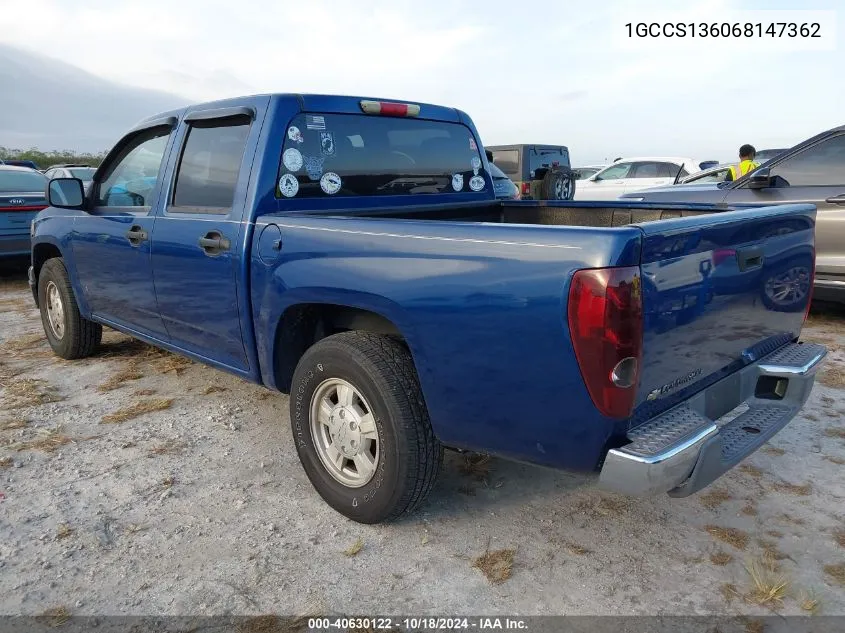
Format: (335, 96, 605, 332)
(277, 113, 487, 198)
(489, 163, 508, 179)
(0, 169, 47, 192)
(69, 167, 96, 179)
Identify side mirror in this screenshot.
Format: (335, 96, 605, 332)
(48, 178, 86, 209)
(590, 174, 601, 182)
(746, 167, 772, 190)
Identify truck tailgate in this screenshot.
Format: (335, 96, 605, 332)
(631, 204, 816, 425)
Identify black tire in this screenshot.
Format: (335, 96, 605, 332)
(290, 331, 442, 524)
(760, 259, 813, 313)
(540, 168, 576, 200)
(38, 258, 102, 360)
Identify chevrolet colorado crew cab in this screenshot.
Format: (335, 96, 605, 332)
(32, 93, 826, 524)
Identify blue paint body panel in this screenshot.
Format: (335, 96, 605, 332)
(30, 93, 817, 473)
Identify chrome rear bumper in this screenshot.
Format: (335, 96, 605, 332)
(599, 342, 826, 497)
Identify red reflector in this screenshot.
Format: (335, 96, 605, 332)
(359, 100, 420, 117)
(712, 248, 736, 267)
(568, 266, 643, 419)
(2, 205, 47, 212)
(520, 182, 531, 195)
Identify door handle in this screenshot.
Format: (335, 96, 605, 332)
(824, 194, 845, 205)
(125, 225, 148, 247)
(198, 231, 231, 256)
(736, 246, 764, 272)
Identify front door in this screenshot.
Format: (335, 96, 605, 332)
(577, 161, 633, 200)
(71, 125, 175, 337)
(150, 107, 258, 371)
(724, 132, 845, 284)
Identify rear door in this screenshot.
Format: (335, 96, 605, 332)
(632, 205, 816, 423)
(150, 103, 262, 371)
(627, 161, 680, 193)
(724, 132, 845, 288)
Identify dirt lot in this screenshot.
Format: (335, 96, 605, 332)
(1, 260, 844, 619)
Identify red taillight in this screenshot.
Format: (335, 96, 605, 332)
(803, 248, 816, 325)
(712, 248, 736, 267)
(568, 266, 643, 419)
(3, 205, 47, 212)
(359, 100, 420, 117)
(520, 182, 531, 195)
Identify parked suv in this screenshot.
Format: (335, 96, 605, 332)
(487, 144, 575, 200)
(621, 125, 845, 303)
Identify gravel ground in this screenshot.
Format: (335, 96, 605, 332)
(1, 260, 844, 618)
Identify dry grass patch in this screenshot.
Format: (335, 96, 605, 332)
(0, 378, 63, 409)
(132, 388, 156, 396)
(745, 554, 788, 607)
(739, 463, 764, 478)
(459, 453, 491, 480)
(823, 563, 845, 586)
(705, 525, 749, 550)
(0, 418, 28, 431)
(343, 537, 364, 557)
(101, 398, 173, 424)
(56, 523, 74, 540)
(776, 513, 806, 526)
(720, 583, 740, 604)
(758, 539, 790, 563)
(0, 456, 12, 468)
(700, 488, 732, 510)
(1, 332, 45, 353)
(771, 481, 812, 496)
(823, 455, 845, 465)
(799, 590, 820, 614)
(473, 548, 515, 584)
(11, 428, 72, 453)
(824, 427, 845, 440)
(36, 606, 71, 628)
(762, 446, 786, 456)
(564, 542, 591, 556)
(710, 551, 733, 566)
(201, 385, 228, 395)
(818, 365, 845, 390)
(97, 363, 144, 392)
(148, 439, 188, 457)
(741, 502, 758, 517)
(833, 530, 845, 548)
(766, 529, 784, 538)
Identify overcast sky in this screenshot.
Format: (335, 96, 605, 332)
(1, 0, 842, 163)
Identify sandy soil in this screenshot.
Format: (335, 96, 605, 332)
(1, 260, 844, 619)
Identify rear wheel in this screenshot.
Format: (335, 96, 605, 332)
(761, 262, 812, 312)
(289, 332, 442, 523)
(38, 258, 102, 359)
(540, 168, 575, 200)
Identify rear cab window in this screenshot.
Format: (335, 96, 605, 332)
(276, 114, 489, 199)
(529, 147, 569, 179)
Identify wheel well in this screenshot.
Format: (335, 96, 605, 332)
(273, 303, 402, 392)
(32, 244, 63, 301)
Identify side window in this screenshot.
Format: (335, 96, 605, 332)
(96, 127, 172, 208)
(171, 117, 251, 212)
(491, 149, 520, 178)
(596, 162, 632, 180)
(631, 162, 677, 178)
(769, 135, 845, 186)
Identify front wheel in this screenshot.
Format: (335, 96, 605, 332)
(289, 332, 442, 523)
(38, 258, 102, 359)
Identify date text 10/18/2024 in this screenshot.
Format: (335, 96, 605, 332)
(308, 618, 528, 631)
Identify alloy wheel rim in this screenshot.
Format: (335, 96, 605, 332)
(765, 266, 810, 305)
(45, 281, 65, 339)
(309, 378, 379, 488)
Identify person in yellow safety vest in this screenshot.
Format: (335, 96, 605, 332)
(725, 144, 760, 181)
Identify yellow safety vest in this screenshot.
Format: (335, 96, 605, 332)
(729, 159, 759, 180)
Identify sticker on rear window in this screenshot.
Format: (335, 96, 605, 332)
(287, 126, 303, 144)
(304, 156, 324, 181)
(469, 175, 485, 191)
(451, 173, 464, 192)
(306, 115, 326, 130)
(279, 173, 299, 198)
(320, 132, 336, 157)
(283, 148, 303, 172)
(471, 156, 481, 174)
(320, 172, 342, 195)
(469, 138, 477, 151)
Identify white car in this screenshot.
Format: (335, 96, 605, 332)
(573, 156, 704, 200)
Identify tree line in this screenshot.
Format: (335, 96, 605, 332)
(0, 147, 108, 169)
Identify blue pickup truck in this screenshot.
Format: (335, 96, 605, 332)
(31, 94, 826, 523)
